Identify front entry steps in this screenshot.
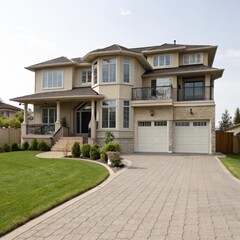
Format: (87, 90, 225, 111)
(51, 137, 84, 152)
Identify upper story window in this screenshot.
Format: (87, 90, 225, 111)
(102, 59, 116, 83)
(43, 70, 63, 89)
(81, 70, 92, 84)
(183, 53, 203, 65)
(153, 54, 172, 67)
(93, 62, 98, 85)
(123, 59, 130, 83)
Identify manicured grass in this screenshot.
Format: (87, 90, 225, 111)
(221, 154, 240, 179)
(0, 151, 109, 236)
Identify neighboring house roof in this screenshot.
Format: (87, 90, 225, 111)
(226, 124, 240, 136)
(0, 102, 21, 111)
(143, 64, 224, 80)
(10, 88, 104, 104)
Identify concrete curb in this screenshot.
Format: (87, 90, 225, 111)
(1, 155, 132, 240)
(215, 156, 240, 185)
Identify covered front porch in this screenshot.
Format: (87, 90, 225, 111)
(11, 88, 104, 146)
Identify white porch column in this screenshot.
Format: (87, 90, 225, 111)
(90, 100, 96, 139)
(23, 103, 28, 123)
(56, 101, 60, 123)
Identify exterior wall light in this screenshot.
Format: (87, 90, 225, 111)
(150, 109, 154, 117)
(190, 108, 193, 115)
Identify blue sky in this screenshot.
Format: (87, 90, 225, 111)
(0, 0, 239, 124)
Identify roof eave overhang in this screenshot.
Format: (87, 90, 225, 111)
(143, 68, 224, 80)
(142, 46, 186, 54)
(11, 94, 104, 104)
(25, 62, 78, 71)
(83, 50, 152, 70)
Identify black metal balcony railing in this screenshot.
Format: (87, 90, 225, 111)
(27, 124, 55, 135)
(132, 86, 172, 101)
(132, 86, 214, 101)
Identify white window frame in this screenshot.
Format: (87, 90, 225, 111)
(183, 53, 203, 65)
(123, 100, 130, 128)
(153, 54, 172, 67)
(101, 100, 117, 129)
(102, 58, 116, 83)
(123, 59, 130, 83)
(81, 70, 92, 85)
(42, 70, 63, 89)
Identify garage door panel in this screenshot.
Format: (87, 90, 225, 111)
(174, 121, 209, 154)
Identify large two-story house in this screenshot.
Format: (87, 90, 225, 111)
(11, 43, 224, 154)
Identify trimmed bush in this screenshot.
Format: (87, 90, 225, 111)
(22, 141, 30, 151)
(38, 141, 50, 151)
(108, 152, 121, 167)
(72, 142, 81, 158)
(104, 131, 114, 144)
(11, 143, 19, 151)
(90, 144, 100, 160)
(81, 143, 91, 158)
(103, 142, 121, 152)
(100, 148, 108, 163)
(30, 139, 38, 150)
(3, 144, 10, 152)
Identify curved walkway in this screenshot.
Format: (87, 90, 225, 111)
(3, 155, 240, 240)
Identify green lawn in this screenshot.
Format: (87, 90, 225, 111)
(221, 154, 240, 179)
(0, 151, 109, 236)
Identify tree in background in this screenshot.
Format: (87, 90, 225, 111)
(219, 109, 233, 132)
(233, 107, 240, 125)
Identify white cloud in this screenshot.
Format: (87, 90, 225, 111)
(120, 8, 132, 16)
(217, 49, 240, 60)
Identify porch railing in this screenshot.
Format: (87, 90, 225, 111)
(27, 124, 55, 135)
(132, 86, 172, 100)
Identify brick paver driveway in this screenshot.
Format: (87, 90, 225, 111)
(3, 155, 240, 240)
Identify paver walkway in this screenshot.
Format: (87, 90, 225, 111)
(3, 155, 240, 240)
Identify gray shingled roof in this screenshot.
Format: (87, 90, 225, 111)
(0, 103, 22, 111)
(143, 64, 224, 77)
(11, 88, 103, 103)
(90, 44, 131, 53)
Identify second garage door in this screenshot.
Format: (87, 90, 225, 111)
(173, 121, 210, 154)
(137, 121, 168, 152)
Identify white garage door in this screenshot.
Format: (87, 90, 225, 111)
(174, 121, 209, 153)
(137, 121, 168, 152)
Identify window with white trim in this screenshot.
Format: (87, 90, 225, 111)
(43, 70, 63, 89)
(193, 122, 207, 126)
(42, 108, 56, 124)
(183, 53, 203, 65)
(138, 121, 151, 127)
(102, 59, 116, 83)
(175, 122, 190, 127)
(153, 54, 172, 67)
(123, 59, 130, 83)
(93, 62, 98, 85)
(154, 121, 167, 126)
(81, 70, 92, 84)
(102, 100, 116, 128)
(123, 100, 130, 128)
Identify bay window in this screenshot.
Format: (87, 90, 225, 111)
(123, 59, 130, 83)
(102, 59, 116, 83)
(123, 100, 130, 128)
(102, 100, 116, 128)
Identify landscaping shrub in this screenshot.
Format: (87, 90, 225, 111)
(104, 131, 114, 144)
(3, 143, 10, 152)
(30, 139, 38, 150)
(72, 142, 81, 157)
(103, 142, 121, 152)
(90, 144, 100, 160)
(38, 141, 50, 151)
(22, 141, 30, 151)
(108, 152, 121, 167)
(100, 148, 107, 163)
(81, 143, 91, 158)
(11, 143, 19, 151)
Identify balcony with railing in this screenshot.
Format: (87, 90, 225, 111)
(131, 86, 214, 103)
(27, 124, 55, 135)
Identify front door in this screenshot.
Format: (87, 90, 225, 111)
(76, 104, 91, 135)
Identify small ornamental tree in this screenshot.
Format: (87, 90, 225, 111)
(233, 107, 240, 125)
(219, 109, 233, 132)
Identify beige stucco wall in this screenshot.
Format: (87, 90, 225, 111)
(35, 66, 74, 93)
(73, 67, 92, 88)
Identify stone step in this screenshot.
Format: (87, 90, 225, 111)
(51, 137, 84, 152)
